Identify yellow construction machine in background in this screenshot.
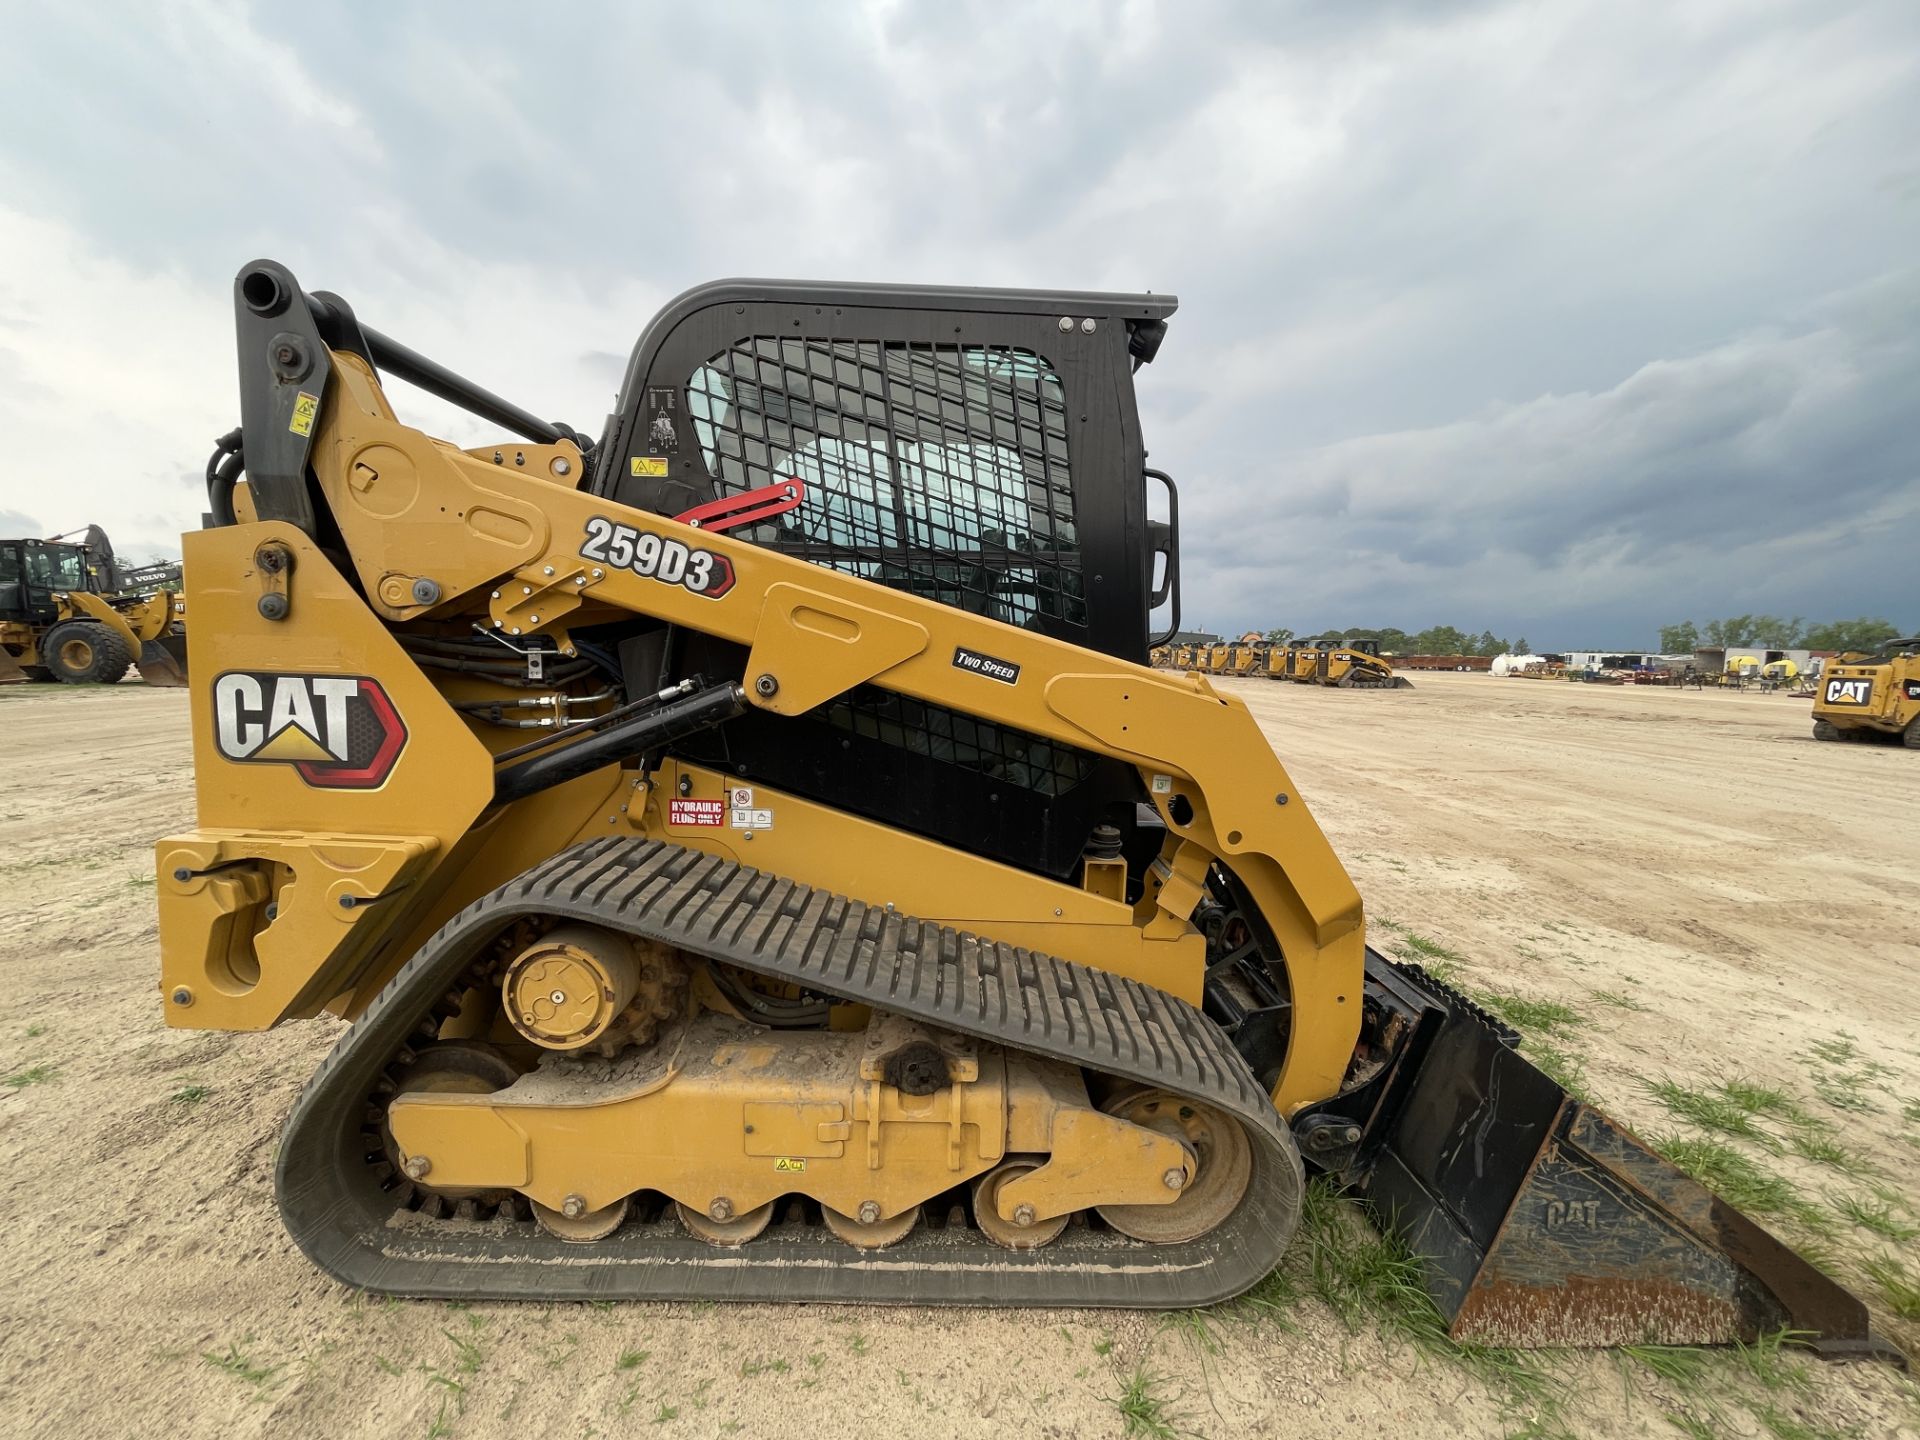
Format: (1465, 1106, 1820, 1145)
(1281, 638, 1410, 689)
(1812, 637, 1920, 746)
(0, 527, 187, 685)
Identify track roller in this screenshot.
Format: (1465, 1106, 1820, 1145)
(822, 1202, 921, 1250)
(676, 1199, 775, 1247)
(532, 1194, 630, 1242)
(973, 1158, 1069, 1250)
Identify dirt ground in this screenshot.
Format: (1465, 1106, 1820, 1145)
(1, 673, 1916, 1440)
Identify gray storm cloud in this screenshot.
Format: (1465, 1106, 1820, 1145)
(0, 0, 1913, 648)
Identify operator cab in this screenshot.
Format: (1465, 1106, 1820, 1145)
(586, 280, 1185, 880)
(0, 539, 89, 624)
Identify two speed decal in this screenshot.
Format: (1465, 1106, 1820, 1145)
(580, 517, 735, 599)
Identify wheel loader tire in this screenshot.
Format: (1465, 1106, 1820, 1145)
(1812, 719, 1840, 742)
(42, 621, 132, 684)
(1905, 716, 1920, 750)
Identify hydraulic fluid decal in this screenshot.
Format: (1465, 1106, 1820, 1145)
(952, 645, 1021, 685)
(1824, 678, 1871, 705)
(668, 799, 724, 827)
(579, 517, 735, 598)
(211, 672, 406, 789)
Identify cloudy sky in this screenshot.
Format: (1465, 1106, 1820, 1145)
(2, 0, 1914, 649)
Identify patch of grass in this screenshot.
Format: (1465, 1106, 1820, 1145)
(170, 1084, 210, 1105)
(1385, 929, 1466, 986)
(1784, 1125, 1864, 1172)
(1664, 1412, 1720, 1440)
(1227, 1257, 1304, 1331)
(1593, 989, 1648, 1011)
(1113, 1367, 1180, 1440)
(1480, 992, 1584, 1035)
(1734, 1329, 1815, 1396)
(1806, 1037, 1858, 1067)
(201, 1340, 283, 1389)
(1810, 1073, 1878, 1114)
(738, 1356, 790, 1377)
(1156, 1308, 1221, 1355)
(127, 871, 155, 888)
(617, 1349, 651, 1371)
(373, 1355, 403, 1377)
(1751, 1401, 1860, 1440)
(24, 1024, 44, 1038)
(1863, 1256, 1920, 1321)
(1524, 1037, 1592, 1102)
(1716, 1078, 1805, 1122)
(846, 1332, 868, 1356)
(1646, 1133, 1826, 1234)
(1091, 1333, 1115, 1357)
(440, 1329, 484, 1375)
(3, 1064, 57, 1089)
(652, 1403, 679, 1424)
(1829, 1193, 1918, 1242)
(1623, 1341, 1711, 1389)
(1643, 1079, 1774, 1146)
(1286, 1181, 1569, 1430)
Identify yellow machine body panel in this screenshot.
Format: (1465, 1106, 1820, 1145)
(158, 347, 1365, 1112)
(1811, 642, 1920, 744)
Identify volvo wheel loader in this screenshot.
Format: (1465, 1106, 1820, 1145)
(153, 261, 1896, 1355)
(1, 526, 188, 685)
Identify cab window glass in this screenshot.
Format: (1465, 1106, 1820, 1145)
(685, 339, 1080, 631)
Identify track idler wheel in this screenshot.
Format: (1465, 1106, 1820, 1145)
(973, 1158, 1068, 1250)
(533, 1194, 630, 1242)
(1094, 1090, 1251, 1243)
(384, 1041, 519, 1204)
(822, 1202, 921, 1250)
(676, 1199, 775, 1247)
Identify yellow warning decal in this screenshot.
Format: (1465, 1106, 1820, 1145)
(290, 391, 320, 437)
(773, 1156, 807, 1173)
(630, 456, 669, 477)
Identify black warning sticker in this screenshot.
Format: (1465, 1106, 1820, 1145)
(952, 646, 1020, 685)
(645, 387, 681, 452)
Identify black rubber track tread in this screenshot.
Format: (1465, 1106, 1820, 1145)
(274, 837, 1304, 1306)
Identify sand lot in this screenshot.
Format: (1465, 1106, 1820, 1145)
(0, 673, 1915, 1439)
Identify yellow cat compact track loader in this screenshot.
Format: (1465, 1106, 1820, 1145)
(1287, 638, 1409, 689)
(154, 261, 1896, 1355)
(1811, 638, 1920, 746)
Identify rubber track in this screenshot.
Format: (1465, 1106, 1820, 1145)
(275, 837, 1305, 1306)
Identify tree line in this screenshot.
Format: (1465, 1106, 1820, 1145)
(1657, 617, 1905, 654)
(1261, 626, 1526, 657)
